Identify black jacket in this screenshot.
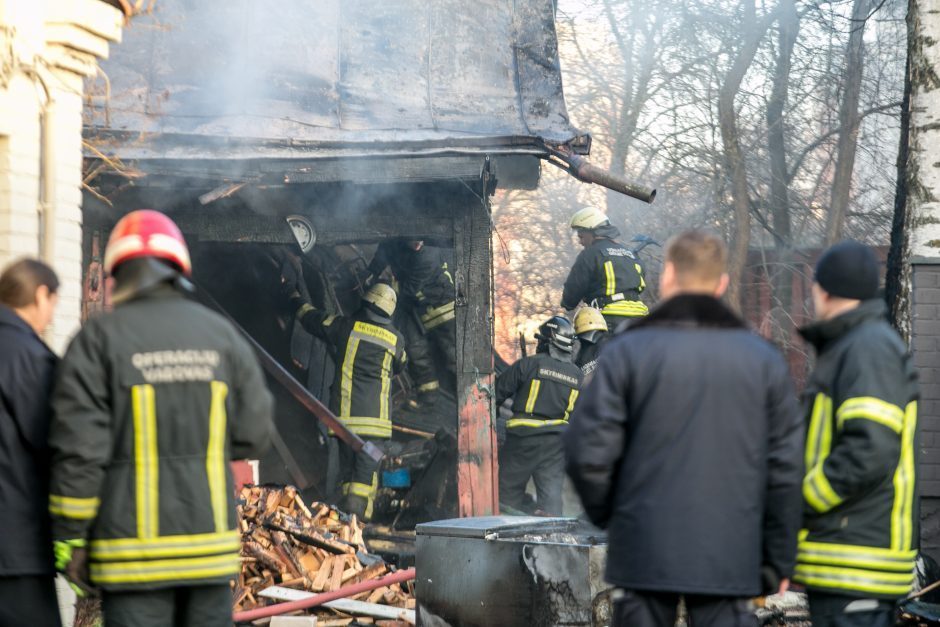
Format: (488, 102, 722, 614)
(575, 331, 610, 377)
(795, 300, 919, 599)
(0, 306, 57, 575)
(296, 304, 406, 439)
(565, 295, 804, 596)
(561, 230, 647, 317)
(496, 351, 583, 436)
(49, 283, 274, 590)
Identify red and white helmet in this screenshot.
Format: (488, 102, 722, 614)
(104, 210, 192, 276)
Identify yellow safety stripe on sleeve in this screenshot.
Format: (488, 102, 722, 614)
(798, 540, 916, 572)
(604, 261, 616, 297)
(341, 417, 392, 439)
(417, 381, 440, 393)
(380, 353, 392, 423)
(524, 380, 541, 414)
(296, 303, 315, 319)
(89, 552, 240, 585)
(803, 464, 843, 513)
(421, 301, 456, 330)
(793, 563, 914, 596)
(602, 300, 649, 317)
(206, 381, 229, 534)
(49, 495, 100, 520)
(340, 337, 360, 417)
(90, 530, 241, 561)
(804, 393, 834, 471)
(343, 473, 378, 519)
(442, 262, 454, 286)
(891, 401, 918, 551)
(563, 390, 580, 422)
(635, 263, 646, 292)
(131, 384, 159, 539)
(351, 322, 398, 351)
(322, 314, 337, 327)
(507, 417, 569, 429)
(837, 397, 905, 433)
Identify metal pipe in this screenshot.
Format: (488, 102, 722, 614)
(544, 143, 656, 204)
(232, 567, 416, 622)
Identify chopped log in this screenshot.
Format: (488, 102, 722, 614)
(329, 556, 346, 591)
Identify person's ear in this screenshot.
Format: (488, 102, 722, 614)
(714, 273, 730, 298)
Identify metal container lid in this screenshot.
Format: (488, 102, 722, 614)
(416, 515, 580, 539)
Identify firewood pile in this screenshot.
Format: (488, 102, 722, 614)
(233, 485, 415, 625)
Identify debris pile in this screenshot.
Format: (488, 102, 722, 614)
(234, 485, 415, 625)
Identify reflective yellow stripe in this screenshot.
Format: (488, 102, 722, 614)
(132, 384, 159, 539)
(341, 417, 392, 439)
(49, 495, 100, 520)
(524, 380, 541, 414)
(892, 401, 917, 551)
(507, 417, 569, 429)
(322, 314, 336, 327)
(380, 353, 392, 422)
(340, 337, 360, 417)
(803, 464, 842, 513)
(798, 544, 916, 572)
(837, 397, 904, 433)
(805, 393, 832, 471)
(343, 473, 378, 519)
(207, 381, 229, 533)
(563, 390, 580, 422)
(417, 381, 440, 393)
(635, 263, 646, 292)
(793, 563, 914, 596)
(604, 261, 615, 297)
(89, 553, 240, 585)
(602, 300, 649, 317)
(90, 531, 241, 561)
(296, 303, 315, 319)
(421, 301, 456, 330)
(799, 539, 916, 559)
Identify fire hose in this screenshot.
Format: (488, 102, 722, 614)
(232, 567, 416, 622)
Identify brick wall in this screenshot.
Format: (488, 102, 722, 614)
(911, 263, 940, 560)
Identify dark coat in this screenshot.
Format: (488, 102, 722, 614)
(496, 351, 583, 436)
(49, 283, 274, 590)
(794, 300, 920, 599)
(564, 294, 804, 596)
(0, 306, 57, 575)
(561, 232, 645, 312)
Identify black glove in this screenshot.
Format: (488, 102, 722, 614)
(280, 259, 303, 303)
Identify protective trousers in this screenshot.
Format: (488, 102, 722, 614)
(101, 583, 232, 627)
(397, 307, 439, 395)
(427, 317, 456, 389)
(498, 432, 564, 515)
(338, 438, 386, 521)
(807, 591, 897, 627)
(611, 590, 757, 627)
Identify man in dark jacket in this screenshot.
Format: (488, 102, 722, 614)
(285, 278, 407, 520)
(48, 211, 274, 627)
(497, 316, 582, 516)
(0, 259, 61, 626)
(795, 241, 919, 627)
(565, 230, 804, 627)
(562, 208, 648, 329)
(367, 239, 455, 408)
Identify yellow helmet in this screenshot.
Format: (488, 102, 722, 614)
(569, 207, 609, 231)
(363, 283, 397, 317)
(574, 307, 608, 334)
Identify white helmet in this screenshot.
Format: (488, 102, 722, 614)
(363, 283, 397, 317)
(569, 208, 610, 231)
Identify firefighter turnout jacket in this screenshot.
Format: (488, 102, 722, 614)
(796, 299, 919, 599)
(368, 240, 456, 331)
(496, 352, 583, 436)
(562, 236, 648, 319)
(295, 304, 406, 439)
(48, 284, 274, 590)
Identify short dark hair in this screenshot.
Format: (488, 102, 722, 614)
(0, 259, 59, 308)
(665, 230, 728, 287)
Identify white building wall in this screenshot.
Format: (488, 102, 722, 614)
(0, 0, 124, 353)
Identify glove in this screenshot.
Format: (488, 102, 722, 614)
(280, 260, 304, 304)
(54, 539, 95, 598)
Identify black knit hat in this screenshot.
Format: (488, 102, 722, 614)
(814, 240, 879, 300)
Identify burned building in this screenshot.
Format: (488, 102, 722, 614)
(79, 0, 648, 529)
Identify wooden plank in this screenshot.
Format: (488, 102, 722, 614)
(258, 587, 416, 624)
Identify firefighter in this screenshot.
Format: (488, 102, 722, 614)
(796, 241, 919, 627)
(496, 316, 583, 516)
(573, 306, 609, 379)
(0, 259, 61, 626)
(366, 238, 456, 408)
(562, 208, 648, 330)
(48, 210, 274, 627)
(284, 276, 406, 521)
